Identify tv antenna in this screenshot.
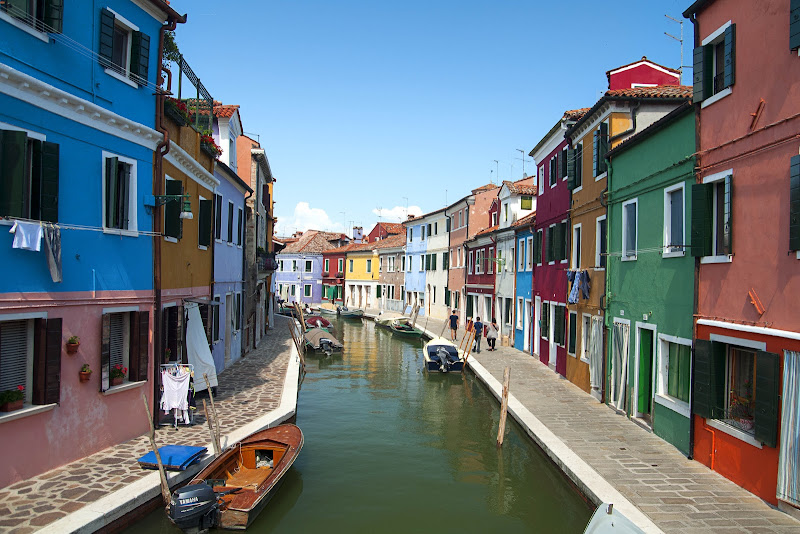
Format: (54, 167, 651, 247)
(664, 14, 690, 81)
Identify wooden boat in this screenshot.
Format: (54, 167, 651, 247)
(317, 305, 338, 316)
(303, 327, 343, 353)
(304, 315, 332, 330)
(376, 316, 423, 337)
(423, 337, 465, 373)
(336, 306, 364, 318)
(168, 424, 303, 532)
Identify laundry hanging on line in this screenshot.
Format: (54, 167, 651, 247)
(9, 220, 43, 251)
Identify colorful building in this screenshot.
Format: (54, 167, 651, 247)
(275, 231, 348, 305)
(366, 221, 404, 243)
(322, 246, 348, 304)
(465, 197, 499, 322)
(684, 0, 800, 507)
(344, 243, 379, 309)
(445, 194, 473, 314)
(404, 217, 427, 314)
(419, 208, 450, 319)
(375, 233, 407, 312)
(513, 213, 536, 353)
(605, 103, 696, 455)
(0, 0, 183, 487)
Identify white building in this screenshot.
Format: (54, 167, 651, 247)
(418, 208, 450, 320)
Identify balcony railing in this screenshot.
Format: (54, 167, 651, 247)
(257, 251, 278, 274)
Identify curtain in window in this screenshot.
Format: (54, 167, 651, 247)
(778, 350, 800, 507)
(611, 322, 630, 411)
(589, 316, 604, 398)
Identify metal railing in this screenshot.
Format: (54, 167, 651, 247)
(257, 251, 278, 274)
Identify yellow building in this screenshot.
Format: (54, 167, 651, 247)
(344, 243, 379, 309)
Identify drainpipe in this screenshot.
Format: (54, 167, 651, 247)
(687, 9, 700, 462)
(242, 190, 252, 355)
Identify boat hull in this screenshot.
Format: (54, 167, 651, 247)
(422, 337, 465, 373)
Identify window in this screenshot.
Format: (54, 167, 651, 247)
(366, 259, 372, 273)
(427, 223, 432, 237)
(226, 201, 234, 242)
(546, 225, 555, 263)
(516, 298, 524, 329)
(459, 210, 463, 228)
(504, 298, 513, 326)
(568, 311, 577, 355)
(549, 155, 557, 187)
(212, 296, 220, 342)
(164, 177, 183, 240)
(103, 153, 136, 231)
(572, 224, 581, 269)
(419, 255, 424, 272)
(504, 203, 509, 222)
(526, 236, 533, 270)
(521, 195, 532, 210)
(304, 284, 312, 298)
(538, 164, 545, 194)
(581, 315, 592, 363)
(324, 259, 330, 273)
(421, 226, 426, 240)
(434, 222, 438, 235)
(214, 194, 222, 240)
(292, 260, 297, 272)
(553, 304, 566, 347)
(442, 251, 449, 270)
(387, 256, 395, 272)
(0, 0, 63, 34)
(431, 253, 437, 271)
(290, 285, 296, 296)
(657, 338, 691, 405)
(198, 196, 211, 248)
(593, 123, 608, 177)
(622, 199, 638, 260)
(664, 184, 685, 256)
(408, 228, 412, 242)
(693, 22, 735, 105)
(0, 319, 42, 406)
(106, 312, 130, 384)
(541, 302, 549, 340)
(468, 251, 474, 274)
(0, 129, 59, 223)
(596, 216, 607, 269)
(305, 260, 312, 273)
(237, 208, 243, 246)
(407, 255, 412, 272)
(496, 249, 502, 272)
(535, 229, 543, 265)
(99, 8, 150, 86)
(692, 172, 732, 259)
(349, 259, 354, 273)
(518, 239, 525, 270)
(568, 144, 583, 191)
(491, 211, 498, 226)
(401, 255, 406, 272)
(338, 258, 344, 274)
(509, 247, 514, 272)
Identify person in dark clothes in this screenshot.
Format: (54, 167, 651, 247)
(473, 317, 483, 353)
(449, 309, 459, 341)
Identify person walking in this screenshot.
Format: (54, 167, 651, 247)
(449, 309, 459, 341)
(486, 319, 498, 351)
(473, 317, 484, 353)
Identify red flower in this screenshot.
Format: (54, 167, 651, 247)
(16, 385, 24, 392)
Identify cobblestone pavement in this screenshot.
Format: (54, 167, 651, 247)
(0, 316, 294, 533)
(364, 309, 800, 533)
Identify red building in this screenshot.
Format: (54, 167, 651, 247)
(365, 222, 404, 243)
(464, 198, 499, 321)
(321, 247, 348, 303)
(684, 0, 800, 509)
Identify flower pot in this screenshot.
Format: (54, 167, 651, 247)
(66, 342, 80, 355)
(0, 399, 23, 412)
(164, 104, 188, 126)
(111, 376, 123, 387)
(200, 141, 220, 159)
(79, 371, 91, 383)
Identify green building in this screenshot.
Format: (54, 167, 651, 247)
(604, 103, 695, 455)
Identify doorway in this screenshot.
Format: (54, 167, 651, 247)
(635, 325, 656, 425)
(224, 294, 233, 365)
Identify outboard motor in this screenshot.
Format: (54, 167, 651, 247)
(169, 483, 218, 533)
(320, 338, 334, 355)
(436, 347, 451, 373)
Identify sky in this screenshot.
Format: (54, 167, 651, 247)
(169, 0, 693, 238)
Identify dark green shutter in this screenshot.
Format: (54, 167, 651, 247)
(29, 140, 42, 220)
(723, 24, 736, 89)
(44, 0, 63, 33)
(560, 149, 567, 179)
(598, 123, 608, 175)
(199, 198, 211, 247)
(105, 157, 118, 228)
(40, 141, 59, 223)
(561, 222, 569, 262)
(129, 311, 149, 382)
(691, 183, 713, 257)
(754, 350, 779, 448)
(32, 318, 47, 405)
(790, 155, 800, 251)
(791, 0, 800, 50)
(592, 130, 600, 176)
(376, 285, 381, 298)
(692, 339, 726, 419)
(130, 31, 151, 85)
(722, 175, 732, 255)
(446, 217, 451, 231)
(0, 130, 27, 218)
(98, 8, 115, 68)
(164, 179, 183, 239)
(693, 45, 708, 102)
(553, 224, 563, 262)
(566, 147, 576, 190)
(237, 208, 243, 245)
(568, 314, 576, 353)
(443, 252, 449, 270)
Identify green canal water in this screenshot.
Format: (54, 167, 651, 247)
(129, 318, 592, 533)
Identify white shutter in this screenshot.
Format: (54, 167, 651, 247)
(0, 320, 29, 392)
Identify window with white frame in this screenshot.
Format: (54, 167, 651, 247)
(304, 284, 312, 298)
(518, 239, 525, 270)
(468, 251, 474, 274)
(694, 22, 736, 106)
(106, 311, 130, 383)
(509, 247, 514, 272)
(596, 215, 607, 269)
(664, 183, 685, 256)
(366, 259, 372, 273)
(693, 171, 732, 259)
(475, 250, 483, 275)
(214, 194, 222, 240)
(305, 260, 312, 273)
(103, 152, 137, 232)
(526, 236, 533, 270)
(290, 284, 296, 296)
(538, 164, 545, 194)
(657, 336, 692, 411)
(568, 311, 577, 356)
(541, 302, 550, 340)
(407, 255, 412, 272)
(622, 199, 638, 260)
(338, 258, 344, 273)
(349, 259, 354, 273)
(581, 314, 592, 363)
(292, 260, 298, 272)
(324, 259, 330, 273)
(504, 297, 513, 326)
(419, 255, 424, 272)
(227, 201, 234, 242)
(388, 255, 395, 272)
(572, 224, 582, 269)
(516, 297, 523, 329)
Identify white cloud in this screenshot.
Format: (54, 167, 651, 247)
(277, 202, 345, 235)
(372, 205, 423, 222)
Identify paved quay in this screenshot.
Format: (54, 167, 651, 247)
(363, 308, 800, 534)
(0, 315, 299, 534)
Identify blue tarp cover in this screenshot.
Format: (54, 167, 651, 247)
(138, 445, 207, 471)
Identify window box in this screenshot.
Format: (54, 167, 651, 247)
(201, 140, 221, 159)
(164, 99, 189, 126)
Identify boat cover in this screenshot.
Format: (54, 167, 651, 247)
(304, 327, 342, 349)
(185, 303, 218, 392)
(138, 445, 207, 471)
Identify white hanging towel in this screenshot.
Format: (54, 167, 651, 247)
(185, 303, 218, 392)
(160, 369, 190, 412)
(9, 220, 43, 251)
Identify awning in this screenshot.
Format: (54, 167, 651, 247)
(184, 297, 220, 306)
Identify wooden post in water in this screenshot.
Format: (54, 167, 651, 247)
(496, 367, 511, 448)
(204, 399, 220, 456)
(203, 373, 222, 451)
(141, 393, 172, 506)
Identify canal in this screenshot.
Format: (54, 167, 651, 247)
(129, 317, 593, 533)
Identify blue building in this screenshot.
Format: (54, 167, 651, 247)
(404, 218, 427, 315)
(276, 231, 348, 305)
(0, 0, 184, 487)
(514, 215, 536, 353)
(212, 162, 251, 373)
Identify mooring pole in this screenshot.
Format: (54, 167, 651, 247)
(496, 367, 511, 447)
(203, 374, 222, 451)
(204, 399, 220, 456)
(142, 393, 171, 505)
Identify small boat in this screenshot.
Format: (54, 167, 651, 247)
(168, 424, 303, 532)
(336, 306, 364, 318)
(423, 337, 465, 373)
(304, 315, 332, 330)
(377, 317, 422, 337)
(303, 327, 343, 353)
(318, 306, 339, 316)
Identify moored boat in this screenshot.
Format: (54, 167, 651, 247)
(168, 424, 303, 532)
(318, 306, 338, 316)
(383, 317, 423, 337)
(336, 306, 364, 318)
(304, 315, 332, 330)
(423, 337, 465, 373)
(303, 327, 343, 353)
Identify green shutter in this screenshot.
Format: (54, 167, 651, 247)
(98, 8, 115, 68)
(39, 141, 59, 223)
(560, 149, 568, 179)
(164, 180, 182, 239)
(44, 317, 62, 404)
(691, 183, 713, 257)
(790, 155, 800, 251)
(723, 24, 736, 89)
(130, 31, 151, 85)
(561, 222, 569, 262)
(692, 339, 726, 419)
(105, 157, 118, 228)
(44, 0, 63, 33)
(598, 123, 608, 174)
(199, 198, 211, 247)
(0, 130, 27, 218)
(546, 227, 554, 263)
(376, 285, 381, 298)
(553, 224, 563, 262)
(754, 350, 779, 448)
(566, 147, 576, 190)
(693, 45, 708, 102)
(791, 0, 800, 50)
(593, 129, 600, 176)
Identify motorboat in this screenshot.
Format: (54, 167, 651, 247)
(303, 327, 343, 354)
(376, 316, 422, 337)
(422, 337, 465, 373)
(304, 315, 332, 330)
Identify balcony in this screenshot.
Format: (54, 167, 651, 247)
(335, 272, 344, 278)
(257, 251, 278, 274)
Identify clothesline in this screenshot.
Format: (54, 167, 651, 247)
(1, 216, 162, 237)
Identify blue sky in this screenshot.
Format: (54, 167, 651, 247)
(169, 0, 692, 237)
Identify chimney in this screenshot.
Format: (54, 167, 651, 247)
(352, 226, 363, 244)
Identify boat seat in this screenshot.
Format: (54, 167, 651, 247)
(226, 466, 273, 489)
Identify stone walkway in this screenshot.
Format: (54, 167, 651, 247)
(363, 308, 800, 533)
(0, 316, 295, 533)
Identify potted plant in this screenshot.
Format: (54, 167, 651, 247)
(79, 364, 92, 383)
(200, 132, 222, 159)
(110, 364, 127, 386)
(0, 385, 25, 412)
(66, 335, 80, 355)
(164, 97, 190, 126)
(165, 348, 172, 361)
